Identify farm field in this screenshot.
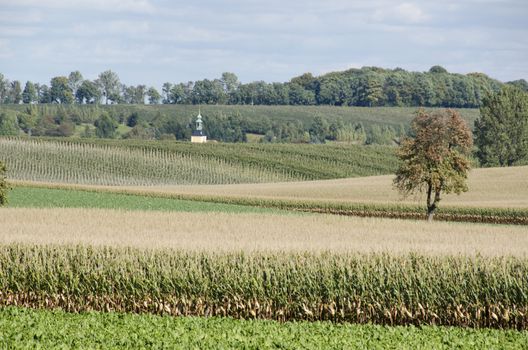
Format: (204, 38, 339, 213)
(7, 187, 279, 214)
(1, 307, 526, 349)
(0, 137, 398, 185)
(0, 244, 526, 329)
(92, 165, 528, 208)
(1, 132, 527, 346)
(2, 207, 526, 255)
(11, 164, 528, 225)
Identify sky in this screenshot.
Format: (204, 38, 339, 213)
(0, 0, 527, 88)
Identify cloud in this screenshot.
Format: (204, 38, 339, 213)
(395, 3, 430, 23)
(0, 0, 526, 85)
(373, 2, 430, 24)
(0, 0, 155, 14)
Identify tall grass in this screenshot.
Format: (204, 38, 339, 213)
(0, 245, 526, 329)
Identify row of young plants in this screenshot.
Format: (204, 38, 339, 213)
(0, 245, 526, 329)
(0, 137, 399, 185)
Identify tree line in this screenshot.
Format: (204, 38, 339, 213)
(1, 67, 526, 108)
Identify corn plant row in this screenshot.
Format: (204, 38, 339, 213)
(31, 136, 400, 180)
(0, 138, 303, 185)
(0, 245, 526, 329)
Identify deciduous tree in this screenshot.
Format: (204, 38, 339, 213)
(394, 109, 473, 221)
(94, 113, 118, 138)
(97, 70, 120, 104)
(474, 86, 528, 166)
(22, 81, 37, 104)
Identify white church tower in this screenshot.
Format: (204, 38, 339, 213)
(191, 110, 207, 143)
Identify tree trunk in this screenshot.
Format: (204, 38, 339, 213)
(427, 205, 436, 222)
(426, 183, 441, 222)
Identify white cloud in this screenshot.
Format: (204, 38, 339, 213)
(0, 0, 155, 13)
(373, 2, 430, 24)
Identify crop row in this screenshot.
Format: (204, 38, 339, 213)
(0, 138, 303, 185)
(0, 137, 398, 185)
(0, 245, 526, 329)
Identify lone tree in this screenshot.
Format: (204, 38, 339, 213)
(0, 161, 9, 206)
(474, 86, 528, 166)
(394, 109, 473, 221)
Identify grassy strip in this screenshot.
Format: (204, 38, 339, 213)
(6, 186, 281, 214)
(11, 182, 528, 225)
(0, 245, 527, 329)
(1, 307, 526, 349)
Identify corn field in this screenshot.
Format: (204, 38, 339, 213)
(0, 138, 304, 185)
(0, 245, 526, 329)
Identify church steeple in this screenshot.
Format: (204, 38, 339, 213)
(191, 108, 207, 143)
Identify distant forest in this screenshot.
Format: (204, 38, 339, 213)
(1, 66, 527, 108)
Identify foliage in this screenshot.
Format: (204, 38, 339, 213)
(94, 113, 118, 138)
(0, 66, 508, 108)
(394, 109, 473, 221)
(0, 111, 19, 136)
(0, 103, 481, 144)
(50, 76, 74, 104)
(0, 138, 398, 185)
(474, 86, 528, 166)
(2, 307, 527, 349)
(0, 246, 526, 329)
(0, 160, 8, 206)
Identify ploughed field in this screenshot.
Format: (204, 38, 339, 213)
(1, 136, 528, 347)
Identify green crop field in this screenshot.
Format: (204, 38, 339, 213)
(0, 245, 526, 329)
(0, 137, 398, 185)
(1, 307, 526, 349)
(7, 186, 279, 214)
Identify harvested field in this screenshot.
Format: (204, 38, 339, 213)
(1, 208, 527, 256)
(130, 165, 528, 209)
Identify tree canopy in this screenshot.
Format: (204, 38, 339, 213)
(474, 86, 528, 167)
(0, 66, 516, 108)
(394, 109, 473, 221)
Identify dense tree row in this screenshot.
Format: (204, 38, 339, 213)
(1, 67, 526, 108)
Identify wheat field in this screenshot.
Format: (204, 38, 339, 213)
(1, 207, 526, 256)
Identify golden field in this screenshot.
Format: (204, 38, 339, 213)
(1, 207, 527, 256)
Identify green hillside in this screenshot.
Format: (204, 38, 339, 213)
(1, 104, 480, 128)
(0, 137, 398, 185)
